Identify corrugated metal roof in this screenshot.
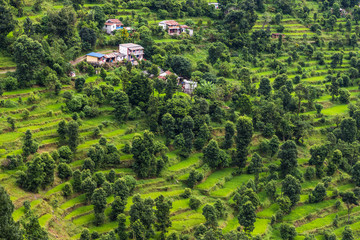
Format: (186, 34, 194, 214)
(86, 52, 105, 58)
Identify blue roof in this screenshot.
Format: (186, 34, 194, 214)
(86, 52, 105, 58)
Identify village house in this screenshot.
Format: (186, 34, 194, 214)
(86, 52, 105, 64)
(181, 79, 197, 94)
(119, 43, 144, 65)
(103, 19, 124, 34)
(158, 20, 193, 36)
(271, 33, 285, 39)
(208, 2, 219, 9)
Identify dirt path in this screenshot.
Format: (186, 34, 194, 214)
(0, 68, 16, 74)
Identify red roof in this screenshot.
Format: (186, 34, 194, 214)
(105, 22, 115, 26)
(165, 71, 172, 75)
(164, 20, 180, 26)
(107, 19, 122, 23)
(181, 25, 190, 28)
(158, 76, 166, 80)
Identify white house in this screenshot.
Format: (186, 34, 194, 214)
(158, 20, 194, 36)
(119, 43, 144, 64)
(181, 80, 197, 94)
(208, 2, 219, 9)
(180, 25, 193, 36)
(103, 19, 124, 34)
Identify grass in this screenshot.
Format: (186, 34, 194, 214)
(168, 153, 201, 172)
(60, 194, 86, 210)
(210, 174, 253, 198)
(196, 168, 235, 192)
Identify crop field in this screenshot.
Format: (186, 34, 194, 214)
(2, 0, 360, 239)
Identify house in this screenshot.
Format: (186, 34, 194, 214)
(271, 33, 285, 39)
(104, 52, 126, 63)
(119, 43, 144, 64)
(180, 25, 193, 36)
(86, 52, 105, 64)
(181, 79, 197, 94)
(208, 2, 219, 9)
(103, 19, 124, 34)
(158, 70, 176, 80)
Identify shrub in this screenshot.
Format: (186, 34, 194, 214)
(189, 197, 201, 210)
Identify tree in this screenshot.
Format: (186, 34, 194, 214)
(7, 117, 15, 131)
(117, 214, 127, 240)
(92, 188, 107, 226)
(0, 185, 23, 240)
(203, 139, 229, 169)
(340, 118, 357, 143)
(340, 191, 358, 223)
(342, 226, 354, 240)
(72, 170, 82, 192)
(17, 156, 44, 192)
(110, 196, 126, 221)
(258, 77, 272, 98)
(247, 153, 263, 182)
(132, 219, 146, 240)
(168, 55, 192, 78)
(189, 197, 201, 210)
(0, 0, 16, 43)
(223, 121, 235, 149)
(22, 130, 38, 158)
(280, 223, 297, 240)
(62, 182, 73, 198)
(186, 170, 203, 189)
(41, 153, 55, 187)
(14, 35, 45, 87)
(164, 74, 178, 100)
(155, 195, 172, 238)
(67, 121, 79, 152)
(75, 77, 85, 92)
(269, 135, 280, 157)
(130, 194, 155, 238)
(234, 116, 253, 169)
(352, 162, 360, 187)
(162, 113, 175, 145)
(80, 228, 90, 240)
(46, 7, 76, 43)
(23, 213, 48, 240)
(279, 141, 298, 177)
(282, 175, 301, 207)
(181, 116, 194, 157)
(81, 177, 96, 202)
(126, 73, 152, 107)
(113, 178, 129, 201)
(79, 27, 97, 50)
(202, 204, 218, 229)
(238, 201, 256, 233)
(309, 183, 326, 203)
(57, 120, 67, 145)
(57, 163, 73, 180)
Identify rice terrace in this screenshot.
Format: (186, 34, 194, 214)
(2, 0, 360, 239)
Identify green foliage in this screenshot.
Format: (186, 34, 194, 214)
(234, 116, 253, 169)
(203, 139, 229, 169)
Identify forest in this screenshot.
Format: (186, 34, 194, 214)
(2, 0, 360, 239)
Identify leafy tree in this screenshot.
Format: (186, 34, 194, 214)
(342, 226, 354, 240)
(265, 180, 277, 201)
(340, 191, 358, 223)
(223, 121, 235, 149)
(110, 196, 126, 221)
(280, 223, 297, 240)
(203, 139, 229, 169)
(117, 214, 127, 240)
(132, 219, 146, 240)
(181, 116, 194, 157)
(164, 74, 178, 100)
(113, 178, 129, 201)
(352, 162, 360, 187)
(92, 188, 107, 226)
(67, 121, 79, 152)
(22, 130, 38, 158)
(130, 194, 155, 238)
(17, 156, 45, 192)
(258, 77, 272, 98)
(7, 116, 16, 131)
(340, 118, 357, 143)
(277, 195, 292, 214)
(189, 197, 201, 210)
(279, 141, 298, 177)
(14, 35, 45, 87)
(23, 213, 48, 240)
(186, 170, 203, 189)
(40, 153, 55, 187)
(0, 185, 23, 240)
(126, 73, 152, 107)
(168, 55, 192, 78)
(234, 116, 253, 169)
(81, 177, 96, 203)
(57, 163, 72, 180)
(194, 123, 210, 151)
(0, 0, 16, 43)
(309, 144, 328, 178)
(282, 175, 301, 207)
(238, 201, 256, 233)
(309, 183, 326, 203)
(57, 120, 68, 145)
(75, 77, 85, 92)
(155, 195, 172, 237)
(79, 27, 97, 50)
(162, 113, 176, 145)
(207, 42, 230, 65)
(269, 135, 280, 157)
(202, 204, 218, 229)
(62, 182, 73, 198)
(247, 153, 263, 181)
(80, 228, 90, 240)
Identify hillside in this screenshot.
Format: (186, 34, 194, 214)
(1, 0, 360, 239)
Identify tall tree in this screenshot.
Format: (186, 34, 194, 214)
(14, 35, 45, 87)
(203, 139, 229, 169)
(117, 214, 127, 240)
(67, 120, 79, 152)
(279, 140, 298, 177)
(234, 116, 253, 169)
(0, 0, 16, 43)
(238, 201, 256, 233)
(282, 175, 301, 207)
(340, 191, 358, 224)
(110, 196, 126, 221)
(223, 121, 235, 149)
(22, 130, 38, 158)
(202, 204, 218, 229)
(91, 188, 107, 226)
(0, 185, 23, 240)
(155, 195, 172, 238)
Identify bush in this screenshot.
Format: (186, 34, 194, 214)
(304, 167, 316, 180)
(189, 197, 201, 210)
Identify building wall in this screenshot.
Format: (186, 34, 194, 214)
(119, 46, 128, 57)
(87, 56, 99, 63)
